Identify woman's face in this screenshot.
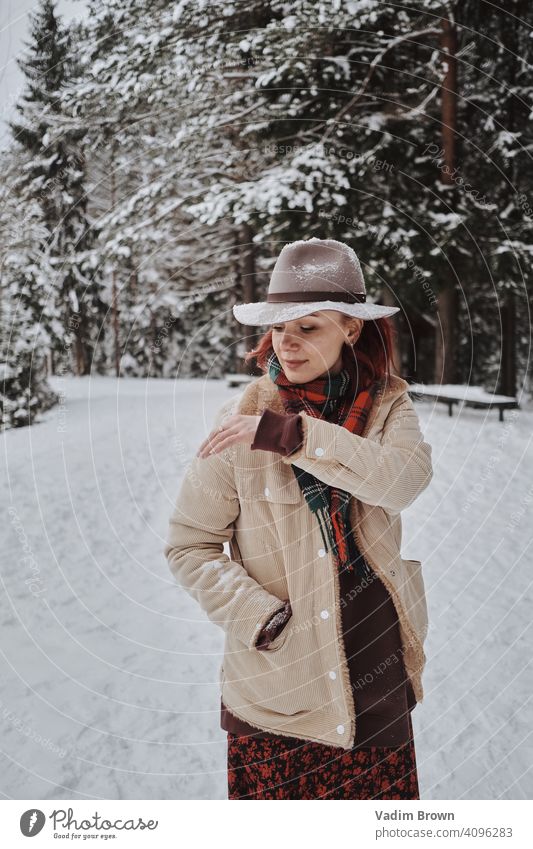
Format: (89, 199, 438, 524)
(270, 310, 363, 382)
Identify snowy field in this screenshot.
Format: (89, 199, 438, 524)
(1, 374, 532, 800)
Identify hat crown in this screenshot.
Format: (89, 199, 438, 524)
(268, 238, 365, 301)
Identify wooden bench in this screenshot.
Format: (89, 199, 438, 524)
(408, 383, 519, 422)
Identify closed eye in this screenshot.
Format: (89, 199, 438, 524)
(272, 325, 315, 332)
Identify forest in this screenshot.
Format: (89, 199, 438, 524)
(1, 0, 531, 428)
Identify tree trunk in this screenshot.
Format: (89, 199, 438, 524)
(111, 267, 120, 377)
(239, 222, 256, 307)
(74, 333, 85, 376)
(434, 15, 459, 384)
(380, 286, 403, 375)
(231, 228, 243, 374)
(238, 223, 262, 375)
(500, 288, 516, 396)
(110, 145, 120, 377)
(434, 283, 458, 384)
(73, 313, 92, 376)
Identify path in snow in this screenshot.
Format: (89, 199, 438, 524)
(1, 375, 532, 799)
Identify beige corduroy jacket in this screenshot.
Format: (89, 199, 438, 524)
(164, 372, 433, 750)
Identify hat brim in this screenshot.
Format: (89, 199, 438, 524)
(232, 300, 400, 326)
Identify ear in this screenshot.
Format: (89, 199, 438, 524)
(345, 317, 363, 343)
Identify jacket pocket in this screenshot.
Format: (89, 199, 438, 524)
(400, 558, 429, 642)
(223, 621, 329, 717)
(237, 469, 302, 504)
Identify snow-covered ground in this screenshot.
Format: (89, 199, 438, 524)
(1, 375, 532, 800)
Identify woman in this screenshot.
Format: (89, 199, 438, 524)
(164, 238, 432, 800)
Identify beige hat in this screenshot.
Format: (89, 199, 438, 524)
(232, 237, 400, 325)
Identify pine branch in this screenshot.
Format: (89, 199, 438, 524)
(319, 25, 442, 143)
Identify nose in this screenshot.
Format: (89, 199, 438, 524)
(281, 341, 301, 355)
(279, 330, 301, 350)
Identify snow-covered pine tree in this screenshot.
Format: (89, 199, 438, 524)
(0, 149, 59, 429)
(10, 0, 105, 378)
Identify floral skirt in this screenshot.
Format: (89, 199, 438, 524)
(227, 712, 420, 800)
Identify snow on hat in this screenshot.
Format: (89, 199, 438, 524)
(232, 237, 400, 325)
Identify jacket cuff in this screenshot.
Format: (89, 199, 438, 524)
(255, 601, 292, 649)
(230, 591, 291, 651)
(251, 408, 304, 456)
(280, 412, 336, 465)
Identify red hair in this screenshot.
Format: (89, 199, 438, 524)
(244, 316, 398, 390)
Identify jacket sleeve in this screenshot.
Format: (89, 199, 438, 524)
(279, 392, 433, 514)
(163, 400, 287, 651)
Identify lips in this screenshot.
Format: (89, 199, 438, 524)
(284, 360, 307, 367)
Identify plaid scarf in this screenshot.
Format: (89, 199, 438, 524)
(267, 346, 380, 579)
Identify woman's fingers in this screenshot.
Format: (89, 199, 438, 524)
(197, 430, 222, 458)
(196, 430, 217, 456)
(196, 415, 260, 459)
(196, 416, 233, 457)
(197, 423, 238, 458)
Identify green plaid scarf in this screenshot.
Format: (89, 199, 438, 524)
(267, 347, 380, 578)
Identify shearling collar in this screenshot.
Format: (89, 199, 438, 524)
(236, 371, 410, 437)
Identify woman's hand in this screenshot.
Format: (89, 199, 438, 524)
(196, 414, 262, 458)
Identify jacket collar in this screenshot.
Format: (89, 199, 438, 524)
(237, 371, 410, 437)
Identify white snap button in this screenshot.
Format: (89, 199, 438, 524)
(318, 548, 326, 557)
(314, 447, 325, 457)
(264, 487, 270, 497)
(336, 724, 345, 735)
(320, 609, 329, 619)
(329, 670, 337, 679)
